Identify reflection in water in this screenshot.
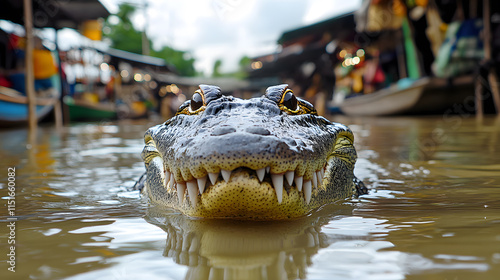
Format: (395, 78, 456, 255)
(141, 200, 489, 280)
(145, 205, 354, 280)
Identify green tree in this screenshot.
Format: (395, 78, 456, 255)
(238, 56, 251, 70)
(236, 55, 251, 79)
(103, 3, 197, 77)
(150, 46, 196, 77)
(212, 59, 222, 77)
(103, 3, 145, 54)
(210, 56, 251, 79)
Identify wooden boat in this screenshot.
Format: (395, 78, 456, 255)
(0, 86, 59, 127)
(64, 96, 117, 121)
(338, 76, 474, 116)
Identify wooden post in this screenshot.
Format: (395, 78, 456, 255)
(142, 0, 150, 55)
(475, 78, 484, 117)
(488, 72, 500, 114)
(54, 29, 64, 127)
(24, 0, 37, 130)
(484, 0, 492, 62)
(54, 100, 63, 127)
(483, 0, 500, 114)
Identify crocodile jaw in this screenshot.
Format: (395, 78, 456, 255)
(185, 168, 310, 220)
(144, 157, 334, 220)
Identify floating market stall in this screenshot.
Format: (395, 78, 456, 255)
(248, 0, 500, 116)
(62, 47, 174, 121)
(0, 82, 59, 126)
(338, 0, 499, 116)
(0, 0, 110, 127)
(339, 76, 474, 116)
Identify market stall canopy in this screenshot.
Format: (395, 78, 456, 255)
(1, 0, 110, 29)
(153, 72, 279, 92)
(251, 13, 355, 78)
(103, 48, 175, 73)
(249, 44, 327, 78)
(278, 13, 355, 46)
(154, 72, 249, 92)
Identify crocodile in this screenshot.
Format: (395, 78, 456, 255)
(138, 84, 366, 220)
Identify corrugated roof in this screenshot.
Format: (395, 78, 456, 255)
(278, 13, 355, 45)
(1, 0, 110, 29)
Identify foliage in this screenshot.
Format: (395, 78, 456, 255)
(210, 55, 251, 79)
(212, 59, 222, 77)
(103, 3, 145, 55)
(150, 46, 196, 77)
(103, 3, 196, 76)
(237, 56, 251, 78)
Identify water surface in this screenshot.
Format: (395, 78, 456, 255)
(1, 116, 499, 279)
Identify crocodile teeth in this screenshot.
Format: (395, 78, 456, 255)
(221, 169, 231, 182)
(312, 172, 318, 189)
(271, 173, 284, 204)
(177, 183, 186, 204)
(197, 176, 207, 194)
(303, 180, 312, 204)
(168, 165, 326, 205)
(285, 171, 294, 186)
(295, 176, 303, 191)
(256, 168, 265, 182)
(169, 173, 175, 189)
(186, 180, 198, 207)
(165, 170, 171, 188)
(208, 172, 218, 185)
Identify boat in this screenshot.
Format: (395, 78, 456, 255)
(338, 76, 474, 116)
(64, 96, 117, 121)
(0, 86, 60, 127)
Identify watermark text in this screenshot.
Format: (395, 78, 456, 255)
(6, 167, 16, 273)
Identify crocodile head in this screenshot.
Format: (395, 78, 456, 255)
(140, 84, 366, 220)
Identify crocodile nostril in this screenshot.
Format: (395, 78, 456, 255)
(245, 127, 271, 136)
(211, 126, 236, 136)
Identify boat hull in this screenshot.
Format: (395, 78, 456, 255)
(339, 77, 474, 116)
(64, 97, 117, 122)
(0, 87, 59, 127)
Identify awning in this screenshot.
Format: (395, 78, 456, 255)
(1, 0, 110, 29)
(103, 48, 174, 72)
(154, 72, 249, 92)
(251, 13, 356, 78)
(278, 13, 355, 46)
(249, 43, 326, 78)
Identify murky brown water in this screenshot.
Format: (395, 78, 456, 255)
(1, 115, 499, 280)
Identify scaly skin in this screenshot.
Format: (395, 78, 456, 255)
(139, 84, 366, 220)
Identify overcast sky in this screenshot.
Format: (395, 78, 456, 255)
(100, 0, 362, 75)
(69, 0, 361, 75)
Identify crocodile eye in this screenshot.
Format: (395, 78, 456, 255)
(175, 89, 207, 115)
(190, 92, 204, 111)
(281, 90, 298, 111)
